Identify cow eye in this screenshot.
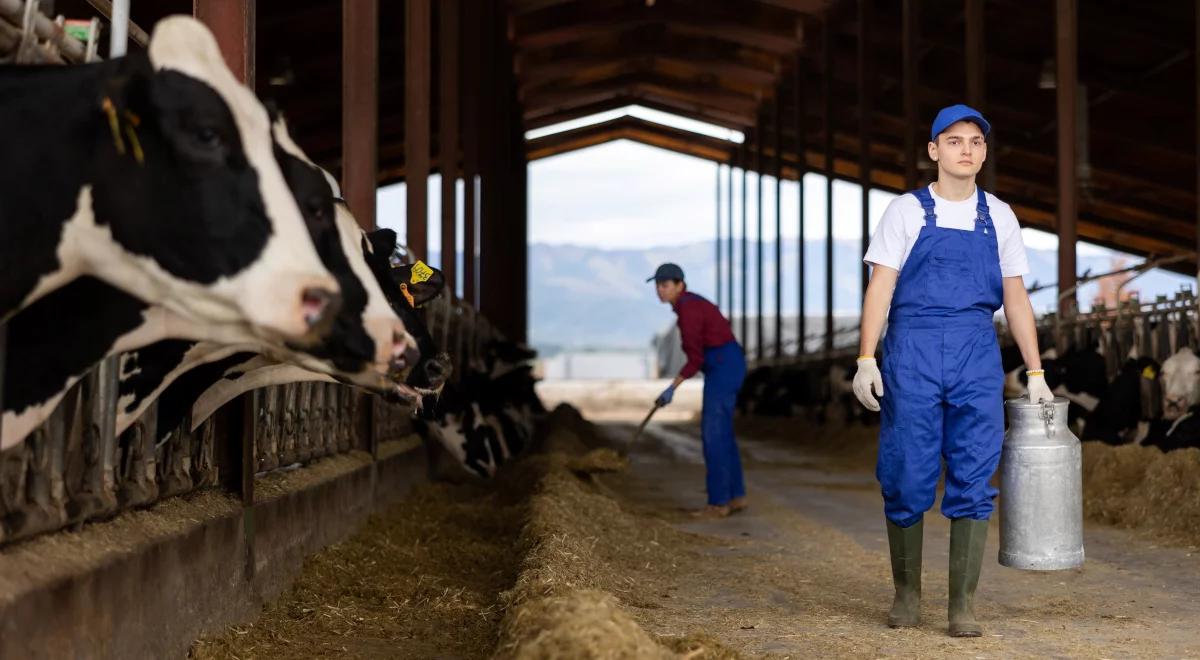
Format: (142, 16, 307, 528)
(192, 126, 222, 149)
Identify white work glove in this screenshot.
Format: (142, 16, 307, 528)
(853, 357, 884, 412)
(1026, 371, 1053, 403)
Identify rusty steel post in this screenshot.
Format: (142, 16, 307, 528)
(461, 7, 480, 306)
(902, 0, 919, 191)
(741, 141, 749, 346)
(756, 110, 765, 361)
(342, 0, 378, 230)
(439, 0, 460, 287)
(1056, 0, 1078, 318)
(823, 19, 834, 353)
(194, 0, 256, 558)
(774, 95, 783, 360)
(727, 155, 734, 321)
(405, 0, 431, 262)
(193, 0, 254, 85)
(716, 163, 723, 311)
(795, 58, 806, 354)
(858, 0, 871, 299)
(966, 0, 995, 192)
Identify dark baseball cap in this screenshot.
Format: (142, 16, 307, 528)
(930, 104, 991, 141)
(646, 263, 685, 283)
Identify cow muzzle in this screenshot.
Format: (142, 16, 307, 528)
(1164, 396, 1190, 420)
(389, 334, 421, 377)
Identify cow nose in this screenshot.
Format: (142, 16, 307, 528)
(301, 287, 340, 330)
(424, 357, 450, 384)
(389, 332, 420, 372)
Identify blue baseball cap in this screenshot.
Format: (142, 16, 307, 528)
(930, 104, 991, 142)
(647, 263, 685, 283)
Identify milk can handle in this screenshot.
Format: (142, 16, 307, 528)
(1039, 401, 1056, 438)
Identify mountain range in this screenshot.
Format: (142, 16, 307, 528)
(526, 239, 1194, 353)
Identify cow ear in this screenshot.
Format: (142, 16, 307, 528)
(365, 228, 398, 258)
(391, 261, 445, 307)
(102, 55, 153, 117)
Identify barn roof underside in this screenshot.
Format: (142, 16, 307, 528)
(52, 0, 1199, 267)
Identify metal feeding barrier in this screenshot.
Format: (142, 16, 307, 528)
(743, 253, 1200, 370)
(0, 274, 495, 548)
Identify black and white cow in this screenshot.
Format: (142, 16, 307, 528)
(0, 16, 338, 339)
(0, 121, 415, 451)
(1079, 354, 1162, 445)
(1142, 347, 1200, 452)
(150, 247, 453, 443)
(414, 341, 546, 479)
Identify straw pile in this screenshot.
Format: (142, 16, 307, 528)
(496, 414, 738, 659)
(1082, 443, 1200, 546)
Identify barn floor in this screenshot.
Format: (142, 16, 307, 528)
(606, 418, 1200, 658)
(191, 410, 1200, 659)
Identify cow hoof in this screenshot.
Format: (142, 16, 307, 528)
(161, 473, 193, 498)
(4, 506, 66, 541)
(118, 481, 159, 509)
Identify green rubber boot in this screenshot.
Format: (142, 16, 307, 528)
(885, 517, 923, 627)
(948, 518, 989, 637)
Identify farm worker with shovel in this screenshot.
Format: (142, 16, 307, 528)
(648, 263, 747, 519)
(852, 105, 1053, 636)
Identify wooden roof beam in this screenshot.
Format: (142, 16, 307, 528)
(517, 52, 779, 93)
(523, 76, 760, 127)
(514, 4, 803, 54)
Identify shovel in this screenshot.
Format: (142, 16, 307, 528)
(624, 402, 661, 454)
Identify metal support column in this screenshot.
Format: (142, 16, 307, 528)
(795, 59, 806, 354)
(858, 0, 872, 298)
(405, 0, 431, 261)
(726, 157, 734, 323)
(773, 96, 783, 360)
(902, 0, 919, 191)
(823, 21, 835, 353)
(756, 112, 765, 362)
(194, 0, 255, 574)
(1056, 0, 1078, 318)
(734, 142, 744, 345)
(966, 0, 995, 191)
(342, 0, 378, 230)
(461, 7, 480, 305)
(193, 0, 254, 84)
(716, 163, 722, 310)
(438, 0, 459, 288)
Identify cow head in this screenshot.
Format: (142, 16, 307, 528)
(358, 229, 453, 405)
(267, 119, 416, 391)
(1160, 347, 1200, 419)
(87, 17, 338, 342)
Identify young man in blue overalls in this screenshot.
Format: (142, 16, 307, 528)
(648, 263, 747, 519)
(853, 105, 1053, 636)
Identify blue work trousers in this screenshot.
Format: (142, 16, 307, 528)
(701, 341, 747, 506)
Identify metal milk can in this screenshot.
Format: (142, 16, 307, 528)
(998, 397, 1085, 570)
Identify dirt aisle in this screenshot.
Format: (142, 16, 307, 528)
(600, 419, 1200, 658)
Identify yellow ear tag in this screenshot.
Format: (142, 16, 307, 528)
(1142, 366, 1157, 380)
(410, 260, 434, 285)
(400, 283, 416, 308)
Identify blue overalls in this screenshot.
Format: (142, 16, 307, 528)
(878, 187, 1005, 528)
(701, 341, 747, 506)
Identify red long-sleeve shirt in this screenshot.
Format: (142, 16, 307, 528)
(673, 291, 737, 379)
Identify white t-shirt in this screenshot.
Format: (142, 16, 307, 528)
(863, 185, 1030, 278)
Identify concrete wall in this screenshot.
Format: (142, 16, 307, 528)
(0, 440, 425, 659)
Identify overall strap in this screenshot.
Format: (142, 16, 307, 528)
(974, 186, 993, 233)
(910, 187, 937, 228)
